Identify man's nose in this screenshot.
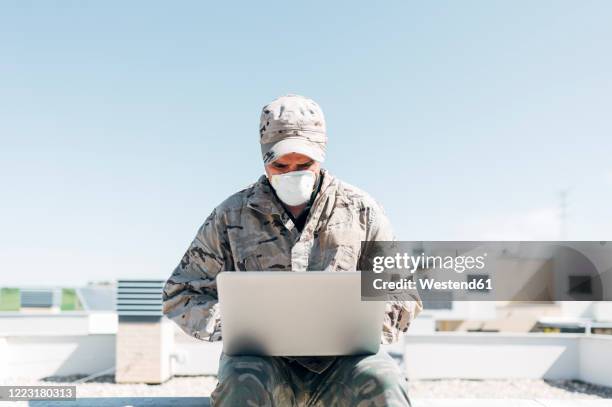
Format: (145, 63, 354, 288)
(282, 166, 299, 173)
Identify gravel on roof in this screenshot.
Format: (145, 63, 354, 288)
(2, 376, 611, 400)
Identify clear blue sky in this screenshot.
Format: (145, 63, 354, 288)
(1, 1, 611, 286)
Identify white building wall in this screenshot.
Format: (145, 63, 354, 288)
(579, 335, 612, 387)
(560, 301, 594, 319)
(0, 312, 117, 336)
(0, 313, 90, 336)
(403, 333, 580, 380)
(4, 335, 115, 378)
(173, 341, 222, 376)
(593, 302, 612, 321)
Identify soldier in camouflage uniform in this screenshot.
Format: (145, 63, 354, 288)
(163, 94, 422, 406)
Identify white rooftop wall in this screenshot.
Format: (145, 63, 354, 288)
(2, 332, 611, 387)
(403, 333, 579, 380)
(0, 312, 117, 336)
(579, 335, 612, 387)
(2, 334, 114, 379)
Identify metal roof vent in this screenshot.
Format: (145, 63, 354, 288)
(116, 280, 165, 317)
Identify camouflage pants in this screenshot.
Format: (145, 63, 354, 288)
(210, 350, 411, 407)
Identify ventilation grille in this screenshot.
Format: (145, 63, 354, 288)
(116, 280, 165, 316)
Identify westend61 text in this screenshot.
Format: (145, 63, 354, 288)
(373, 277, 493, 291)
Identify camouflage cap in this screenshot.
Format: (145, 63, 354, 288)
(259, 94, 327, 164)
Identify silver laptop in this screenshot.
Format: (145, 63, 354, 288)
(217, 271, 385, 357)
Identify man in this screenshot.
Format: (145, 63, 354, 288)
(163, 94, 422, 406)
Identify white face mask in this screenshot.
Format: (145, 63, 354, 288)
(269, 170, 316, 206)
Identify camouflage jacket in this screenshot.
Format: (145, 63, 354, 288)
(162, 169, 422, 373)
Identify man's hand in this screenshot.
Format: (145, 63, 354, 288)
(381, 299, 421, 344)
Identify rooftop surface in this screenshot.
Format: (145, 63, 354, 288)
(2, 376, 612, 406)
(6, 397, 612, 406)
